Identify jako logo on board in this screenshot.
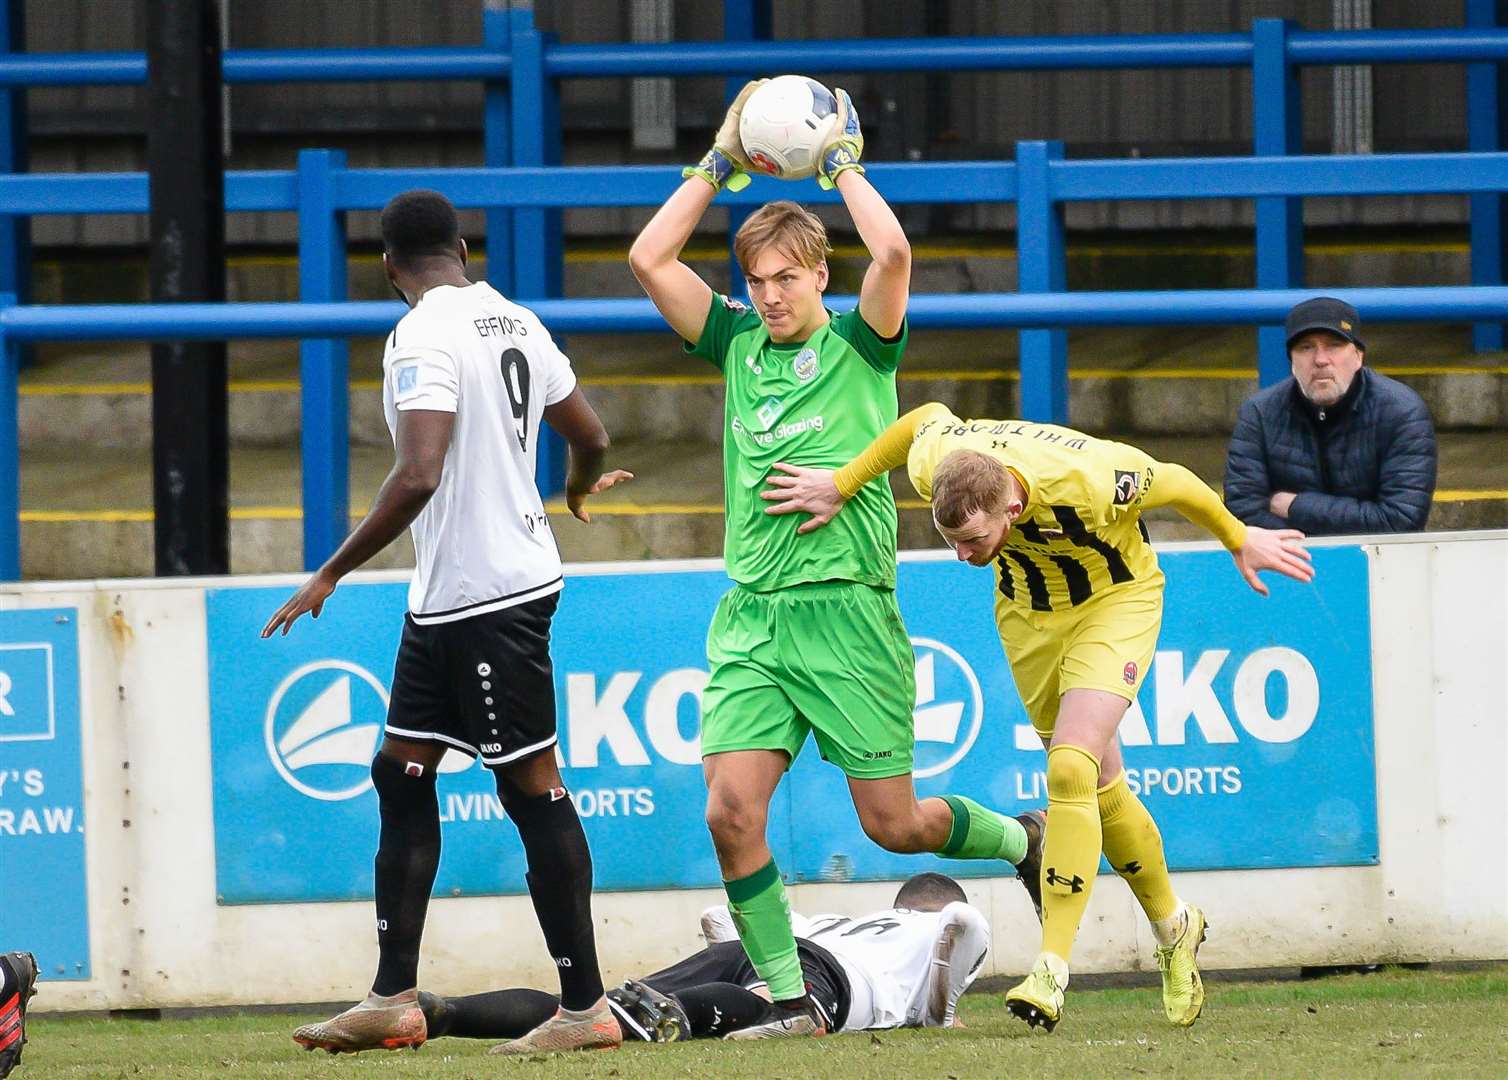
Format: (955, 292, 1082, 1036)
(263, 660, 389, 801)
(910, 637, 984, 779)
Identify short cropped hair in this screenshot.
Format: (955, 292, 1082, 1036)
(381, 189, 460, 270)
(893, 872, 967, 911)
(931, 450, 1012, 529)
(733, 200, 831, 273)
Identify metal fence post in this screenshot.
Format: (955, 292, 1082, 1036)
(0, 293, 16, 580)
(1467, 0, 1506, 351)
(509, 5, 565, 496)
(0, 1, 28, 370)
(723, 0, 771, 299)
(297, 149, 349, 571)
(483, 0, 514, 296)
(1252, 18, 1303, 387)
(1015, 140, 1069, 424)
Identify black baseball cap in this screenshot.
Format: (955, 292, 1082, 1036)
(1285, 297, 1365, 351)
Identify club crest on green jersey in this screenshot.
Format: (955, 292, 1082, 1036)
(793, 346, 820, 382)
(754, 396, 785, 431)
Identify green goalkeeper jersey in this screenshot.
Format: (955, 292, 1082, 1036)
(686, 292, 904, 592)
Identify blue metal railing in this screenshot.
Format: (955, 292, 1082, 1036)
(0, 6, 1504, 580)
(0, 47, 513, 86)
(0, 12, 1504, 336)
(3, 145, 1507, 578)
(8, 27, 1508, 85)
(5, 287, 1502, 342)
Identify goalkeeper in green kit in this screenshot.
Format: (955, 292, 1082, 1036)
(629, 80, 1043, 1038)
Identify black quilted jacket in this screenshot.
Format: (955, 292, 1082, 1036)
(1223, 367, 1437, 535)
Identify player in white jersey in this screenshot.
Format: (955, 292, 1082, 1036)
(707, 871, 992, 1033)
(402, 871, 994, 1045)
(262, 190, 632, 1057)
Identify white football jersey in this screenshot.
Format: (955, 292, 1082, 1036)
(799, 902, 991, 1031)
(381, 282, 577, 623)
(698, 901, 991, 1032)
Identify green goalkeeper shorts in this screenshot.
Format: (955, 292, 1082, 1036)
(700, 580, 917, 779)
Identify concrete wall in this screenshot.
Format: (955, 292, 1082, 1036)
(6, 529, 1506, 1011)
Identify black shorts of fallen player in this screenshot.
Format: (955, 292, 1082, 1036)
(640, 939, 852, 1032)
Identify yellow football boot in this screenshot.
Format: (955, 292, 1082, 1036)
(1005, 953, 1068, 1032)
(1155, 904, 1208, 1026)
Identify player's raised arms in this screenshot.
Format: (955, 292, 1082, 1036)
(628, 80, 767, 344)
(822, 90, 910, 339)
(627, 178, 716, 345)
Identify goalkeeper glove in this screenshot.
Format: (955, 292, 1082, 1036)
(817, 87, 865, 190)
(684, 78, 766, 193)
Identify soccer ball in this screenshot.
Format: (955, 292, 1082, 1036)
(738, 75, 841, 181)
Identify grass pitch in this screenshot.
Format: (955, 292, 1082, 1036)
(25, 966, 1506, 1079)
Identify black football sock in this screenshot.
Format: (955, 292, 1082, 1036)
(370, 753, 442, 997)
(502, 785, 606, 1011)
(426, 988, 560, 1039)
(675, 983, 779, 1037)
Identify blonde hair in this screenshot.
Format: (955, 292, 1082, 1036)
(931, 450, 1012, 528)
(733, 200, 831, 273)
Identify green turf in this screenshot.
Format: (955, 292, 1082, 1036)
(21, 967, 1507, 1079)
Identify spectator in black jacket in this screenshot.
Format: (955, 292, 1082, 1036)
(1224, 297, 1436, 535)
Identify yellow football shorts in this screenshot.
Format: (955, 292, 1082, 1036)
(995, 573, 1164, 739)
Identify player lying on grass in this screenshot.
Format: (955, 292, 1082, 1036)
(762, 404, 1313, 1033)
(628, 79, 1046, 1039)
(379, 872, 996, 1051)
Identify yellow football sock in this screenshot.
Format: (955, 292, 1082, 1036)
(1040, 744, 1103, 962)
(1098, 771, 1179, 924)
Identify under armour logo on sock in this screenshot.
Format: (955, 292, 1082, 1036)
(404, 762, 424, 778)
(1119, 860, 1143, 876)
(1045, 867, 1086, 893)
(549, 786, 569, 801)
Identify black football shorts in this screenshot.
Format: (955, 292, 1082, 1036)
(385, 592, 560, 768)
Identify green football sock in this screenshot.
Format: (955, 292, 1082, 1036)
(725, 860, 806, 1002)
(937, 795, 1029, 864)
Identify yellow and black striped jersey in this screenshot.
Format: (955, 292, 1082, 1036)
(835, 403, 1247, 615)
(909, 407, 1165, 611)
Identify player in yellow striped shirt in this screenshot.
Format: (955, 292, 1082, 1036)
(762, 402, 1313, 1033)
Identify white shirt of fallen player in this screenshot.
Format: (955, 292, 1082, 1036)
(381, 282, 578, 624)
(699, 901, 992, 1031)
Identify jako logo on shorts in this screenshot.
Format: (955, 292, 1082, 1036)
(910, 637, 984, 779)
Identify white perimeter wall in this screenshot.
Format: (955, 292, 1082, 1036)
(6, 530, 1506, 1012)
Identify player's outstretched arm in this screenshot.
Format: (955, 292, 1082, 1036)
(261, 409, 454, 637)
(919, 902, 991, 1029)
(822, 91, 911, 339)
(1230, 525, 1314, 597)
(699, 904, 738, 944)
(763, 403, 946, 532)
(629, 80, 765, 344)
(543, 388, 633, 524)
(1141, 458, 1313, 596)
